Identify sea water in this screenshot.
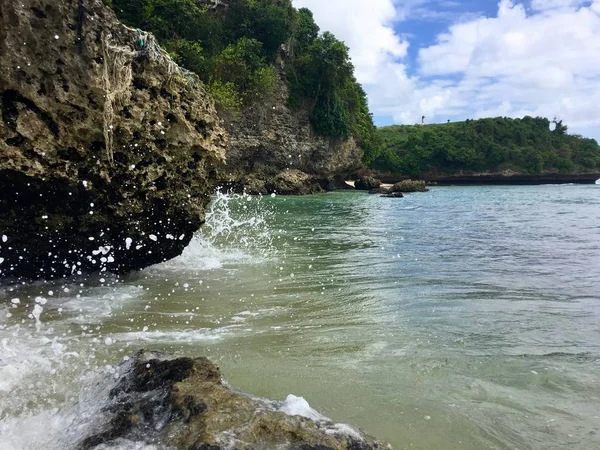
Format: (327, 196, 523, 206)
(1, 186, 599, 449)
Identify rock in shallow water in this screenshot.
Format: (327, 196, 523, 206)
(355, 177, 381, 191)
(380, 192, 404, 198)
(0, 0, 227, 280)
(76, 350, 392, 450)
(390, 180, 429, 193)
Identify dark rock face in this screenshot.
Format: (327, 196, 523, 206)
(0, 0, 226, 279)
(368, 187, 394, 195)
(390, 180, 429, 193)
(355, 176, 381, 191)
(243, 169, 326, 195)
(76, 351, 392, 450)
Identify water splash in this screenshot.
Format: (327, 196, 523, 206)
(0, 190, 283, 449)
(153, 190, 276, 272)
(203, 190, 275, 254)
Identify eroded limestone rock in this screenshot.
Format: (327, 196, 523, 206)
(0, 0, 227, 279)
(390, 180, 429, 193)
(355, 176, 381, 191)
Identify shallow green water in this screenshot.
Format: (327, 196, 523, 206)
(1, 186, 600, 449)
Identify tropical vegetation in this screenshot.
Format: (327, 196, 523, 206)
(370, 117, 600, 177)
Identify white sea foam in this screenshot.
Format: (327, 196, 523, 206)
(53, 284, 143, 324)
(0, 409, 78, 450)
(150, 190, 274, 274)
(279, 394, 325, 421)
(151, 235, 229, 272)
(0, 326, 83, 395)
(91, 440, 162, 450)
(278, 394, 364, 440)
(235, 307, 287, 317)
(0, 187, 276, 450)
(110, 327, 228, 344)
(0, 351, 153, 450)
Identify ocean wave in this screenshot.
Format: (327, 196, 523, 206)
(109, 327, 231, 344)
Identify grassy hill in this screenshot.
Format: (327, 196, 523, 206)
(369, 117, 600, 178)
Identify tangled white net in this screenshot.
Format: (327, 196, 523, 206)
(101, 32, 135, 164)
(100, 30, 197, 164)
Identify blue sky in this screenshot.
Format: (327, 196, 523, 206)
(294, 0, 600, 141)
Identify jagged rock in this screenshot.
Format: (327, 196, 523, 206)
(266, 169, 324, 195)
(390, 180, 429, 193)
(0, 0, 227, 279)
(235, 169, 324, 195)
(380, 192, 404, 198)
(368, 187, 390, 195)
(76, 351, 392, 450)
(355, 177, 381, 191)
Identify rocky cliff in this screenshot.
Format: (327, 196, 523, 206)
(218, 56, 363, 195)
(0, 0, 227, 280)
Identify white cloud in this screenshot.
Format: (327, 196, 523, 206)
(292, 0, 600, 139)
(530, 0, 586, 11)
(292, 0, 408, 83)
(417, 0, 600, 134)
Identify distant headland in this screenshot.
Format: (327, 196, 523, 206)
(366, 117, 600, 184)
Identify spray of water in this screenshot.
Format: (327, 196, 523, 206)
(0, 190, 279, 449)
(153, 190, 277, 272)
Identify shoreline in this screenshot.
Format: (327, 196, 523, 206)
(346, 176, 600, 189)
(374, 173, 600, 186)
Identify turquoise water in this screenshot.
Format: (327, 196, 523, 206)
(1, 186, 600, 449)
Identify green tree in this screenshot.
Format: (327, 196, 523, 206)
(211, 37, 275, 105)
(163, 40, 209, 80)
(226, 0, 296, 60)
(108, 0, 149, 28)
(372, 117, 600, 177)
(294, 8, 319, 52)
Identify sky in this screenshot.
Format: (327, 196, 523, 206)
(292, 0, 600, 141)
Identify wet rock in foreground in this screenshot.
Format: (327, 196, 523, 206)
(77, 350, 392, 450)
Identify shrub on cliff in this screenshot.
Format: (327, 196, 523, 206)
(287, 10, 376, 160)
(108, 0, 287, 106)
